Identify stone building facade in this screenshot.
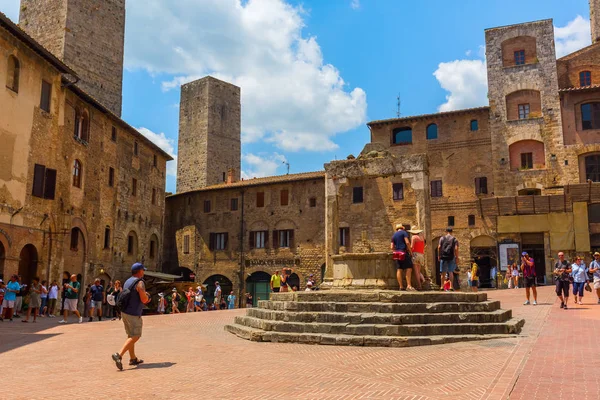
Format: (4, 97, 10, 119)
(163, 173, 326, 306)
(0, 12, 171, 296)
(19, 0, 126, 117)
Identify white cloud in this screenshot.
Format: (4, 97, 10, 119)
(137, 127, 178, 178)
(433, 59, 488, 112)
(125, 0, 366, 152)
(241, 153, 287, 179)
(350, 0, 360, 10)
(555, 15, 591, 58)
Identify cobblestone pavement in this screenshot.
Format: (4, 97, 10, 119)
(1, 285, 598, 400)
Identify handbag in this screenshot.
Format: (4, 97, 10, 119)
(393, 251, 406, 261)
(106, 294, 116, 306)
(585, 282, 593, 292)
(195, 294, 203, 302)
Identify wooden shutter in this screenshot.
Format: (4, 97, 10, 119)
(44, 169, 57, 199)
(257, 192, 264, 207)
(32, 164, 46, 197)
(273, 230, 279, 248)
(209, 233, 216, 251)
(40, 80, 51, 112)
(281, 190, 289, 206)
(223, 233, 228, 249)
(289, 230, 295, 248)
(249, 231, 255, 249)
(264, 231, 269, 247)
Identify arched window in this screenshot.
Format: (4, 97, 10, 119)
(505, 90, 541, 120)
(74, 109, 90, 142)
(585, 154, 600, 182)
(580, 71, 592, 87)
(508, 140, 545, 171)
(72, 159, 82, 188)
(392, 127, 412, 145)
(426, 123, 438, 140)
(6, 55, 20, 92)
(581, 102, 600, 130)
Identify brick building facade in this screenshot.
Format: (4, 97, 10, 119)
(0, 10, 171, 301)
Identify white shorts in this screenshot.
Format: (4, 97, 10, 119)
(594, 278, 600, 290)
(2, 299, 15, 309)
(65, 298, 78, 312)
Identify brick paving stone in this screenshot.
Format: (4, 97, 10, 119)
(0, 286, 598, 399)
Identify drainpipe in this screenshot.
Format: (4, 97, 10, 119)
(238, 189, 246, 308)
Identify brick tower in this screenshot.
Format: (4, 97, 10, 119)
(19, 0, 125, 116)
(485, 19, 566, 196)
(591, 0, 600, 43)
(176, 76, 241, 193)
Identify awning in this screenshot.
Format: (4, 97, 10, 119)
(144, 271, 182, 282)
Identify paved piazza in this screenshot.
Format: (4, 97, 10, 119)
(1, 286, 598, 400)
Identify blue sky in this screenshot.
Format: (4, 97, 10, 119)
(2, 0, 592, 193)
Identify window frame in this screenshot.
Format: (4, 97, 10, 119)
(309, 197, 317, 207)
(521, 152, 533, 169)
(149, 239, 156, 259)
(581, 102, 600, 130)
(72, 159, 82, 188)
(391, 127, 413, 145)
(230, 198, 239, 211)
(209, 232, 228, 251)
(134, 141, 139, 156)
(585, 154, 600, 182)
(339, 227, 350, 248)
(392, 183, 404, 201)
(6, 55, 20, 93)
(430, 180, 443, 198)
(518, 103, 530, 120)
(514, 50, 526, 66)
(250, 230, 268, 249)
(580, 71, 592, 87)
(470, 119, 478, 131)
(40, 80, 52, 112)
(256, 192, 265, 208)
(108, 167, 115, 187)
(475, 177, 488, 195)
(352, 186, 364, 204)
(183, 234, 190, 254)
(111, 126, 117, 142)
(280, 189, 289, 206)
(203, 199, 211, 213)
(132, 178, 137, 196)
(426, 123, 438, 140)
(468, 215, 476, 226)
(447, 216, 455, 227)
(103, 226, 111, 249)
(127, 234, 135, 255)
(274, 229, 294, 249)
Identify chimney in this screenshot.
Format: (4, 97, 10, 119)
(591, 0, 600, 43)
(227, 168, 236, 184)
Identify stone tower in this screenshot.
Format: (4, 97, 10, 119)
(591, 0, 600, 43)
(19, 0, 125, 116)
(176, 76, 241, 193)
(485, 19, 565, 196)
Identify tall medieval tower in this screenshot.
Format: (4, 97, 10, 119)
(176, 76, 241, 193)
(19, 0, 125, 116)
(591, 0, 600, 43)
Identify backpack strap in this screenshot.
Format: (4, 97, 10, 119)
(128, 278, 143, 291)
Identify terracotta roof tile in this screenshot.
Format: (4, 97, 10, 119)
(559, 84, 600, 93)
(169, 171, 325, 197)
(367, 106, 490, 126)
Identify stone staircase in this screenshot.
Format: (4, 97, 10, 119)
(225, 291, 525, 347)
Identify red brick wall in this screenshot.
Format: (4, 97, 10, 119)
(506, 90, 542, 120)
(501, 36, 537, 67)
(508, 140, 545, 170)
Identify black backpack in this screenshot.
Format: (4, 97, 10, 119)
(440, 236, 456, 260)
(116, 278, 142, 310)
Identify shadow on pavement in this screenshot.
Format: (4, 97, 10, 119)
(0, 332, 62, 355)
(136, 362, 176, 369)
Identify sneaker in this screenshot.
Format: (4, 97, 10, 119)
(129, 358, 144, 366)
(564, 304, 568, 310)
(523, 300, 530, 305)
(58, 319, 67, 324)
(79, 317, 83, 323)
(560, 302, 564, 309)
(533, 301, 537, 305)
(50, 315, 56, 318)
(406, 286, 416, 291)
(112, 353, 123, 371)
(578, 301, 583, 305)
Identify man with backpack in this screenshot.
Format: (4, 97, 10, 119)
(111, 262, 150, 370)
(438, 227, 459, 291)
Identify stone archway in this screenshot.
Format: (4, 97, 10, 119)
(470, 235, 498, 288)
(18, 244, 38, 285)
(246, 271, 271, 306)
(202, 274, 233, 305)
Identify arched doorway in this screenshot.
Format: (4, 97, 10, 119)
(0, 241, 5, 280)
(287, 272, 300, 290)
(18, 244, 38, 285)
(470, 235, 498, 288)
(246, 271, 271, 306)
(203, 274, 233, 305)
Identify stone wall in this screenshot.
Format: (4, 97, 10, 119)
(177, 76, 241, 192)
(20, 0, 126, 116)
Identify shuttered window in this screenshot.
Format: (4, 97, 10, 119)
(183, 235, 190, 254)
(430, 180, 443, 198)
(209, 233, 228, 250)
(273, 230, 294, 248)
(40, 80, 51, 112)
(250, 231, 268, 249)
(392, 183, 404, 201)
(475, 177, 488, 195)
(230, 198, 238, 211)
(108, 167, 115, 187)
(32, 164, 56, 199)
(204, 200, 211, 213)
(352, 187, 363, 203)
(280, 189, 289, 206)
(256, 192, 264, 207)
(104, 227, 111, 249)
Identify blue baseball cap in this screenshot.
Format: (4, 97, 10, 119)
(131, 262, 146, 272)
(522, 252, 528, 256)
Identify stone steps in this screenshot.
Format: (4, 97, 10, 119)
(270, 291, 488, 304)
(258, 300, 502, 314)
(234, 315, 524, 336)
(247, 307, 512, 325)
(225, 323, 519, 347)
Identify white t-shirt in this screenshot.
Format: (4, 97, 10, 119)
(48, 285, 59, 299)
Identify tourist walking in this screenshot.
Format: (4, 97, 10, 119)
(589, 252, 600, 304)
(270, 271, 281, 293)
(46, 280, 59, 317)
(111, 280, 122, 320)
(186, 287, 195, 312)
(38, 280, 48, 317)
(246, 293, 253, 308)
(1, 275, 21, 321)
(0, 279, 5, 318)
(511, 262, 520, 289)
(194, 286, 204, 312)
(214, 281, 222, 309)
(14, 275, 23, 318)
(554, 252, 572, 309)
(88, 278, 104, 322)
(59, 274, 82, 324)
(60, 271, 70, 314)
(157, 293, 166, 314)
(22, 277, 41, 323)
(391, 224, 414, 291)
(409, 228, 425, 290)
(227, 291, 236, 309)
(170, 288, 180, 314)
(470, 261, 479, 292)
(112, 262, 150, 370)
(438, 227, 459, 291)
(521, 252, 537, 305)
(571, 256, 588, 305)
